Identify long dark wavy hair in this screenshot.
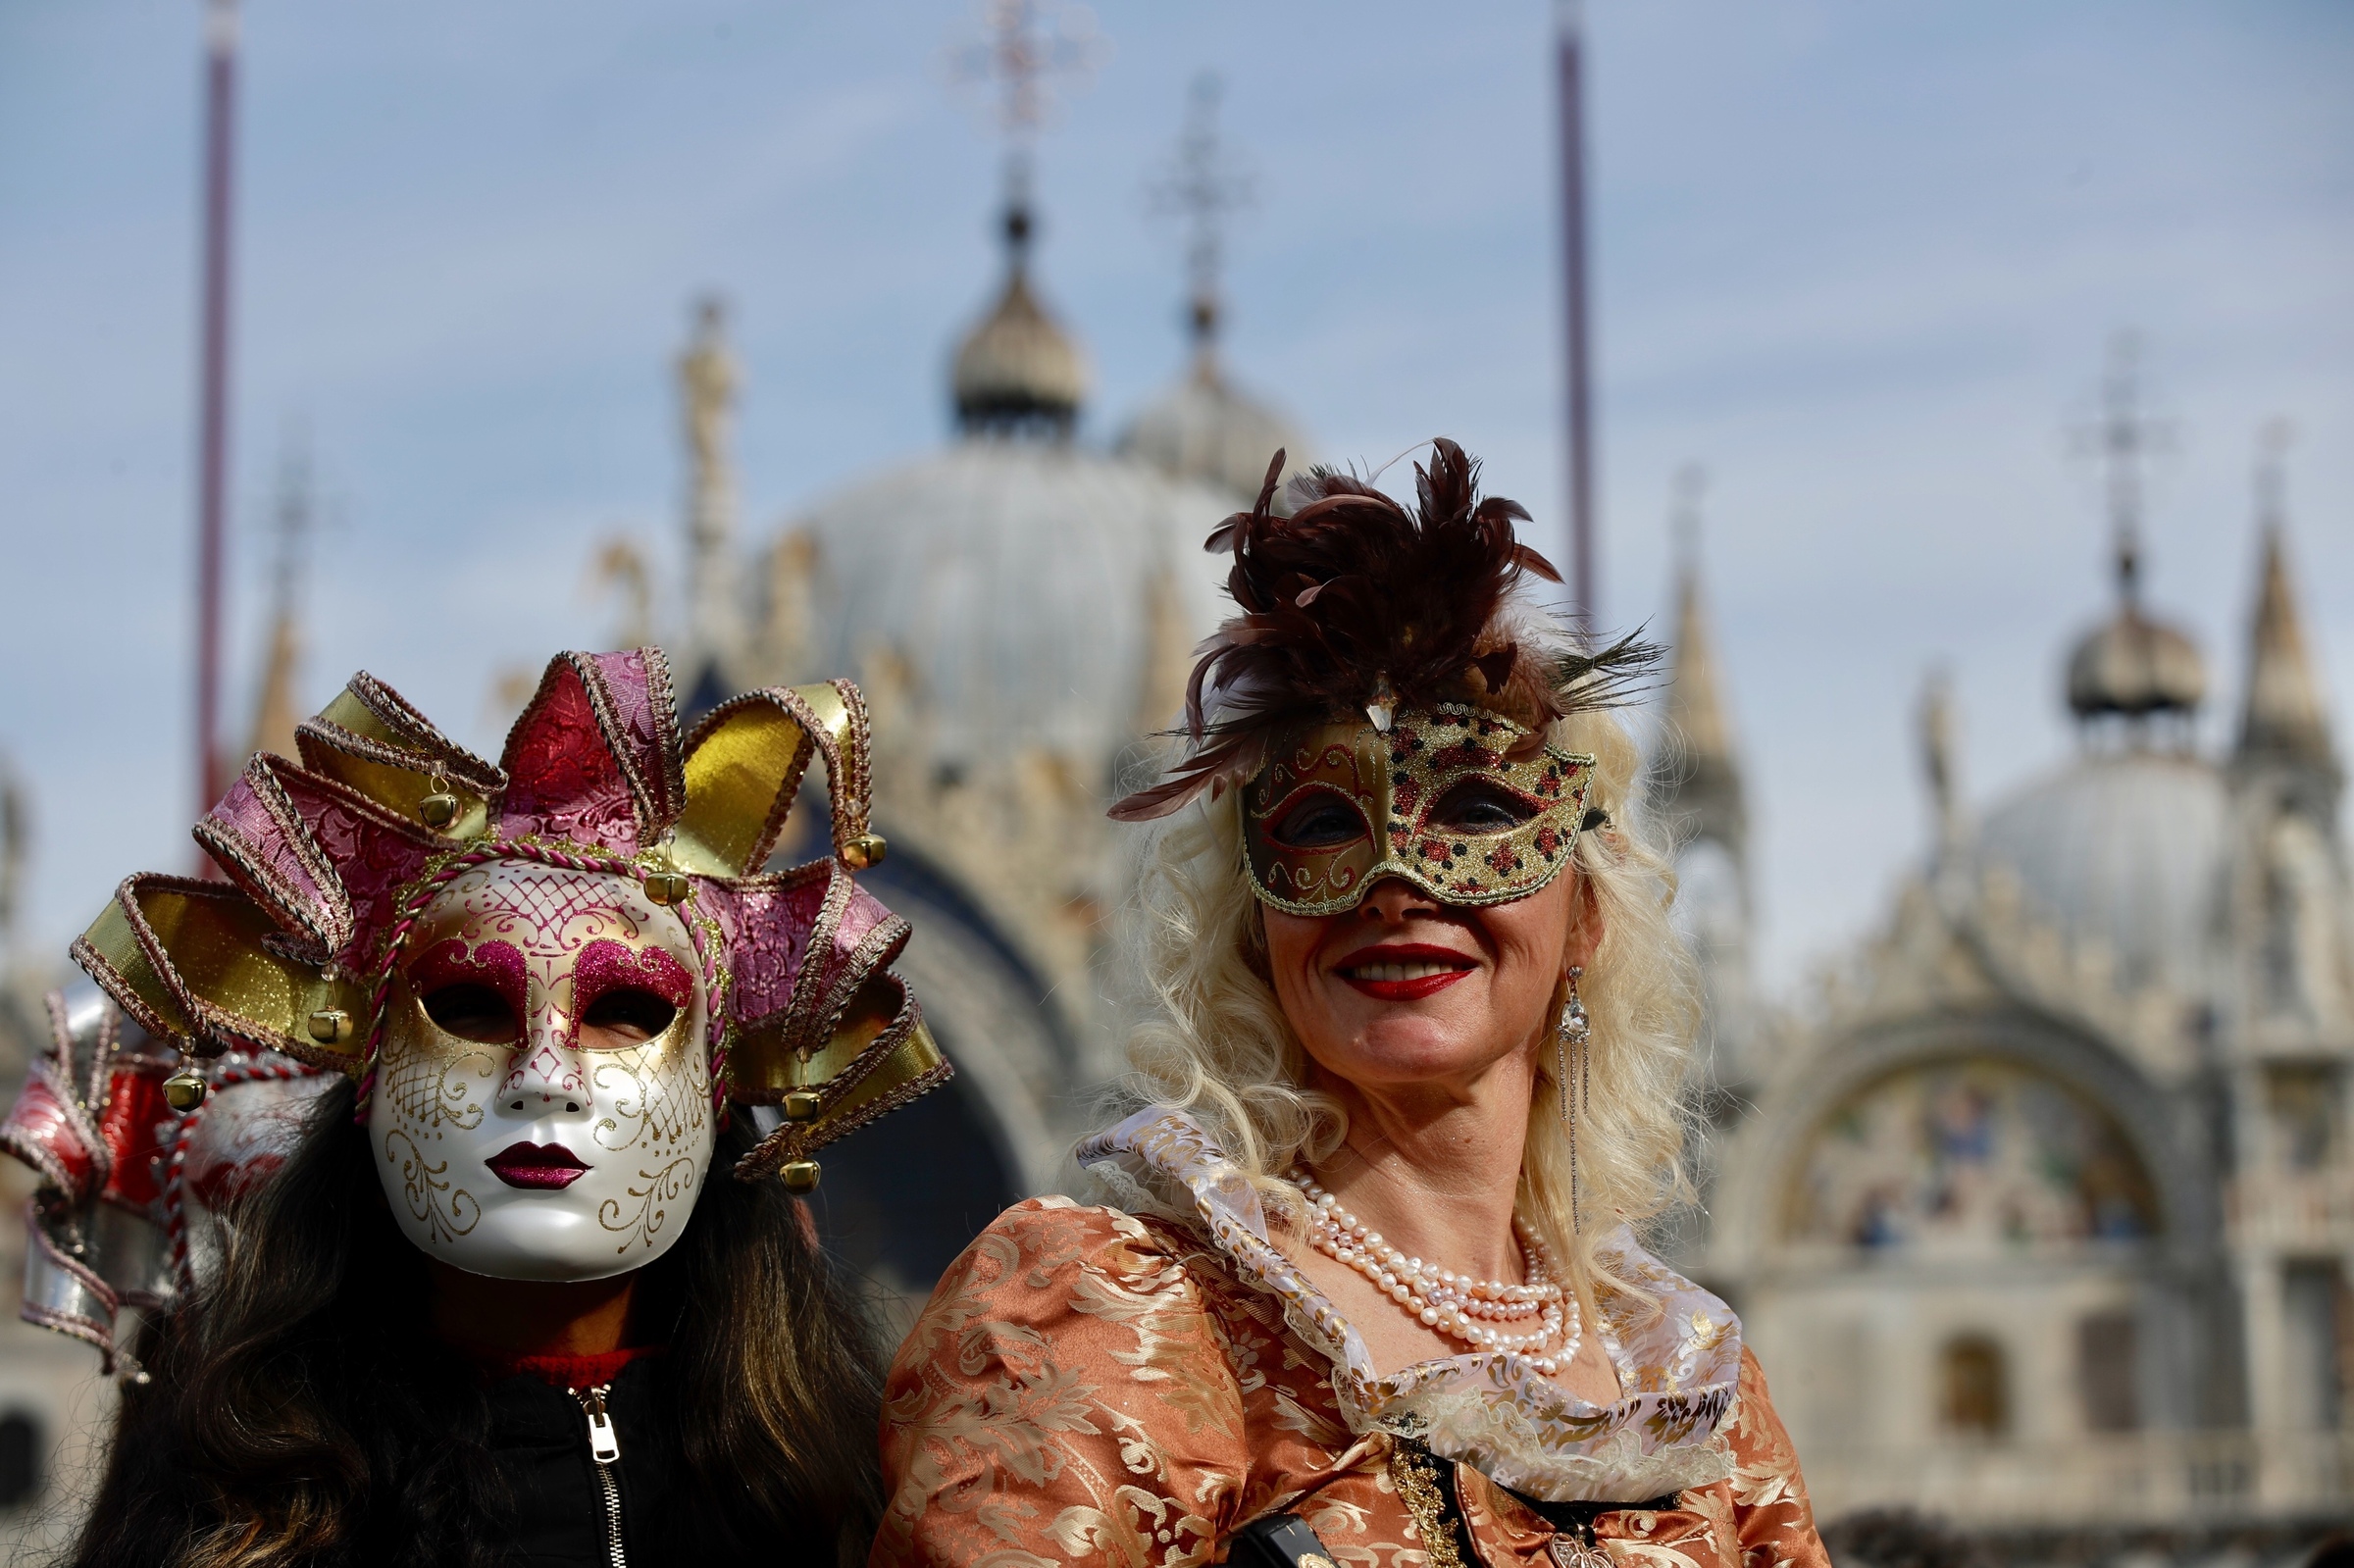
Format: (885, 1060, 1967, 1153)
(69, 1080, 886, 1568)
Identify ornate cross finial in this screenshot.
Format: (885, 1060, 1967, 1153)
(2073, 331, 2175, 608)
(948, 0, 1103, 254)
(1149, 72, 1254, 356)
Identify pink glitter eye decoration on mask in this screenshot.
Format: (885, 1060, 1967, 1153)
(410, 938, 528, 1045)
(570, 940, 693, 1049)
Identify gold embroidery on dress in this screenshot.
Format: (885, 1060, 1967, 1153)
(1386, 1438, 1468, 1568)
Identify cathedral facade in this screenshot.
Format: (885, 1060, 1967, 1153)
(1663, 451, 2354, 1545)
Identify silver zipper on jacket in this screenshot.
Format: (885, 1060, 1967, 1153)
(569, 1383, 627, 1568)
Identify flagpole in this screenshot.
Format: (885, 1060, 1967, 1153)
(194, 0, 239, 814)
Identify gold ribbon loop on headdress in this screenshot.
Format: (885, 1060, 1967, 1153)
(734, 972, 949, 1181)
(675, 680, 876, 877)
(296, 676, 504, 840)
(73, 877, 368, 1069)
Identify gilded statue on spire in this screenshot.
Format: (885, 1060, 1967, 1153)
(678, 294, 744, 697)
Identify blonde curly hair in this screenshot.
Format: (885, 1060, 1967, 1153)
(1111, 683, 1698, 1315)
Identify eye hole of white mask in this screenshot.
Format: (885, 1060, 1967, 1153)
(416, 983, 679, 1051)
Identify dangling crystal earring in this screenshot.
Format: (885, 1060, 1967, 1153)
(1557, 965, 1591, 1230)
(1556, 967, 1591, 1118)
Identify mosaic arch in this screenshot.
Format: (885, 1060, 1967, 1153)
(1784, 1057, 2159, 1251)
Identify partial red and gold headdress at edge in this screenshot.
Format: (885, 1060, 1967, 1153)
(70, 648, 947, 1183)
(1109, 438, 1658, 828)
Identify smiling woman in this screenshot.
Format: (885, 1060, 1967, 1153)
(874, 443, 1830, 1568)
(10, 649, 947, 1568)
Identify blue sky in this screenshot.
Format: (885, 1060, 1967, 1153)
(1, 0, 2348, 996)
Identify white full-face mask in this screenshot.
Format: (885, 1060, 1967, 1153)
(367, 862, 714, 1282)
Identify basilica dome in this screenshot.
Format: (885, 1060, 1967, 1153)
(1965, 752, 2229, 995)
(792, 431, 1233, 788)
(1970, 536, 2230, 995)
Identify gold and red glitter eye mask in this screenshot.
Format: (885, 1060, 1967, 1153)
(1242, 705, 1594, 915)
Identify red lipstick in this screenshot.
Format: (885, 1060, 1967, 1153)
(1332, 942, 1476, 1001)
(486, 1142, 590, 1190)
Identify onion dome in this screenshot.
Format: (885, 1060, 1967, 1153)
(1967, 752, 2228, 995)
(951, 207, 1089, 438)
(791, 442, 1231, 784)
(2065, 608, 2208, 719)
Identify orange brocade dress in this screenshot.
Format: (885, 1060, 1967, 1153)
(873, 1110, 1830, 1568)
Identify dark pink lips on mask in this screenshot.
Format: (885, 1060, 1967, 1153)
(486, 1141, 591, 1190)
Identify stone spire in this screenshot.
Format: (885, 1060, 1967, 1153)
(2237, 427, 2333, 770)
(1660, 468, 1746, 859)
(242, 432, 311, 772)
(1655, 467, 1755, 1102)
(678, 295, 744, 711)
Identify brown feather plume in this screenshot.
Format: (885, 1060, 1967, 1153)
(1110, 437, 1660, 821)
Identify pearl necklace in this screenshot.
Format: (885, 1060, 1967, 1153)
(1292, 1168, 1579, 1375)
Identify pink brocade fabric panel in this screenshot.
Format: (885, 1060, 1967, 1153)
(873, 1200, 1832, 1568)
(832, 884, 890, 956)
(287, 781, 435, 964)
(582, 650, 675, 822)
(206, 777, 332, 916)
(498, 663, 641, 854)
(722, 880, 826, 1024)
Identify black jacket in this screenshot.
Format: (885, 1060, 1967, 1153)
(485, 1358, 678, 1568)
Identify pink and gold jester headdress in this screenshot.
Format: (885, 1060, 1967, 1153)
(71, 648, 946, 1185)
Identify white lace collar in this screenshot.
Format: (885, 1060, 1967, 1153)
(1076, 1106, 1740, 1503)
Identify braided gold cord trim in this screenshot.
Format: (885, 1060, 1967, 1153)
(1387, 1438, 1469, 1568)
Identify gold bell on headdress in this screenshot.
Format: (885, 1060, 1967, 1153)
(419, 790, 459, 830)
(308, 1008, 352, 1045)
(782, 1089, 822, 1123)
(162, 1067, 208, 1114)
(642, 868, 691, 906)
(780, 1159, 822, 1193)
(842, 832, 887, 871)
